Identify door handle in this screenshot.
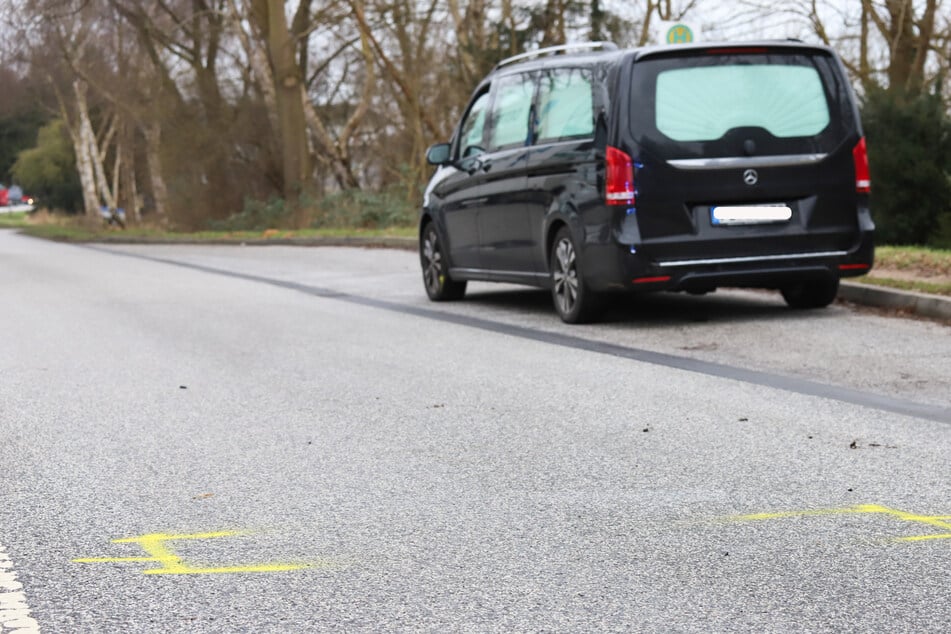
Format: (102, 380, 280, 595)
(461, 197, 489, 207)
(465, 158, 483, 175)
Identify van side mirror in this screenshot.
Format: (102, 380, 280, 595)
(426, 143, 452, 166)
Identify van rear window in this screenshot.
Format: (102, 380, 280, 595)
(629, 51, 854, 159)
(656, 65, 830, 141)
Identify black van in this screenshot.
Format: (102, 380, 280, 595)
(419, 41, 874, 323)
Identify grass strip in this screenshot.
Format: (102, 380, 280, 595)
(18, 224, 416, 242)
(0, 212, 29, 228)
(874, 245, 951, 276)
(853, 275, 951, 297)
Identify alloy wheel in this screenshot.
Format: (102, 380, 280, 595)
(422, 229, 442, 295)
(552, 237, 579, 316)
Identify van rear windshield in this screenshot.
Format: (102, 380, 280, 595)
(629, 51, 855, 158)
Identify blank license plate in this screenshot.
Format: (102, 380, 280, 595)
(711, 205, 792, 225)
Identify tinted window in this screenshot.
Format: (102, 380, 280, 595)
(488, 73, 534, 150)
(537, 68, 594, 142)
(458, 91, 489, 158)
(630, 51, 854, 159)
(656, 65, 830, 141)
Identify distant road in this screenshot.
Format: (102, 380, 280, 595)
(1, 229, 948, 632)
(0, 204, 34, 214)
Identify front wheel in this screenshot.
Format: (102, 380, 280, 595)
(420, 223, 466, 301)
(550, 227, 602, 323)
(781, 278, 839, 309)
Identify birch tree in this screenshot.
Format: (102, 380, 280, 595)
(64, 80, 101, 219)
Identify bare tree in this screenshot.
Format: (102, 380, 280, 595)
(724, 0, 948, 96)
(10, 0, 717, 226)
(249, 0, 312, 204)
(26, 0, 129, 220)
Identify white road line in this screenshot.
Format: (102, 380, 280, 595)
(0, 543, 40, 633)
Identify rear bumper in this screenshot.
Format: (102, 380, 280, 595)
(585, 227, 875, 293)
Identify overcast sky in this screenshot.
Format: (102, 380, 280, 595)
(639, 0, 861, 43)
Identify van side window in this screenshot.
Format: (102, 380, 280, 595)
(536, 68, 594, 142)
(458, 91, 490, 158)
(488, 73, 535, 151)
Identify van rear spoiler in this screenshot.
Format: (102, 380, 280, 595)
(633, 40, 835, 61)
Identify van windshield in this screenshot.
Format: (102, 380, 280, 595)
(630, 50, 854, 158)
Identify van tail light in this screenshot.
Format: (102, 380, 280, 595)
(605, 146, 635, 205)
(853, 137, 871, 193)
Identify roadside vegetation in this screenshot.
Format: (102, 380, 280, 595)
(2, 2, 949, 297)
(859, 246, 951, 297)
(2, 2, 949, 239)
(0, 212, 29, 229)
(17, 224, 416, 243)
(12, 209, 415, 243)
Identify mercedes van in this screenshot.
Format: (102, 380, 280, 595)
(420, 41, 874, 323)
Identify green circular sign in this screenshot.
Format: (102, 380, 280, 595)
(666, 24, 694, 44)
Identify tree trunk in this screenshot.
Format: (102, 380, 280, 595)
(118, 118, 139, 223)
(89, 116, 116, 211)
(254, 0, 312, 203)
(72, 81, 101, 219)
(885, 0, 916, 91)
(143, 121, 169, 220)
(228, 0, 280, 136)
(591, 0, 605, 41)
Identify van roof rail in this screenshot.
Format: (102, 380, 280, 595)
(495, 42, 619, 70)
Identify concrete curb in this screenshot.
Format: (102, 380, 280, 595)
(839, 281, 951, 322)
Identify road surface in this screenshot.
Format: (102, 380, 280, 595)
(1, 230, 948, 632)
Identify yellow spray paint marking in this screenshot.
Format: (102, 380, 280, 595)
(73, 530, 320, 575)
(730, 504, 951, 543)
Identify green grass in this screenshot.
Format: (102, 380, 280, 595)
(18, 223, 416, 243)
(852, 245, 951, 297)
(0, 212, 30, 228)
(873, 245, 951, 277)
(852, 275, 951, 297)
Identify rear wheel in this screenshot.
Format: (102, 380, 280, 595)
(550, 227, 601, 323)
(781, 278, 839, 309)
(420, 223, 466, 301)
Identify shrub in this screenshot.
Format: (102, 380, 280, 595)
(211, 184, 418, 232)
(209, 196, 296, 231)
(861, 87, 951, 246)
(310, 185, 417, 229)
(11, 119, 82, 213)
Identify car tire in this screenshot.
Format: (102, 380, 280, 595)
(781, 277, 840, 309)
(420, 222, 466, 301)
(550, 226, 602, 323)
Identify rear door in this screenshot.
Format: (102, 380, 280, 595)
(626, 46, 863, 262)
(524, 66, 598, 274)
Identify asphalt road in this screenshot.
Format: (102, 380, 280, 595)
(1, 229, 949, 632)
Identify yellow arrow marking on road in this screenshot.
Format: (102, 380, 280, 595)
(730, 504, 951, 542)
(73, 530, 326, 575)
